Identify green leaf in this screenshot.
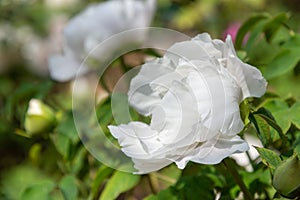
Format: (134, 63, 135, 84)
(236, 14, 269, 48)
(254, 115, 271, 146)
(96, 99, 113, 131)
(263, 100, 300, 133)
(295, 145, 300, 160)
(281, 33, 300, 49)
(147, 174, 216, 200)
(71, 147, 87, 175)
(240, 168, 273, 191)
(262, 99, 290, 133)
(268, 64, 300, 99)
(59, 175, 78, 200)
(1, 164, 54, 200)
(263, 13, 289, 43)
(263, 49, 300, 79)
(21, 180, 55, 200)
(257, 113, 289, 147)
(173, 175, 215, 199)
(56, 112, 79, 144)
(256, 147, 282, 169)
(144, 188, 177, 200)
(99, 171, 140, 200)
(254, 111, 283, 136)
(255, 107, 277, 122)
(5, 81, 52, 122)
(290, 102, 300, 129)
(249, 109, 283, 147)
(88, 166, 114, 200)
(236, 50, 247, 60)
(272, 110, 292, 134)
(50, 133, 70, 159)
(262, 99, 289, 112)
(239, 100, 250, 124)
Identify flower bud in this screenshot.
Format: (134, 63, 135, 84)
(24, 99, 56, 136)
(272, 153, 300, 198)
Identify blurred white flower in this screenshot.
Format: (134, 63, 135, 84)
(0, 16, 66, 76)
(48, 0, 156, 82)
(22, 16, 66, 76)
(108, 33, 267, 174)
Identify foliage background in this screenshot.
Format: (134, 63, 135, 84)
(1, 0, 300, 199)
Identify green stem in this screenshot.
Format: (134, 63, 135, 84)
(147, 174, 160, 194)
(147, 175, 155, 194)
(223, 158, 254, 200)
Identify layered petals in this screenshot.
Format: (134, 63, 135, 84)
(109, 33, 267, 174)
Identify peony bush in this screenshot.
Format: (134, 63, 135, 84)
(1, 1, 300, 200)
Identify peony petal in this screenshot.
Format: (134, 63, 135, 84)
(165, 40, 210, 65)
(192, 33, 224, 58)
(228, 56, 267, 99)
(132, 157, 172, 174)
(108, 122, 173, 174)
(108, 122, 163, 160)
(177, 60, 213, 122)
(195, 135, 249, 164)
(217, 69, 245, 135)
(128, 58, 174, 116)
(48, 55, 88, 82)
(185, 63, 244, 138)
(150, 79, 201, 146)
(175, 135, 249, 168)
(223, 36, 267, 99)
(165, 33, 224, 65)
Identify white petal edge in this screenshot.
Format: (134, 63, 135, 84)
(175, 135, 249, 169)
(224, 36, 267, 99)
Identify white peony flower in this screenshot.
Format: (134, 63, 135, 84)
(48, 0, 156, 82)
(108, 33, 267, 174)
